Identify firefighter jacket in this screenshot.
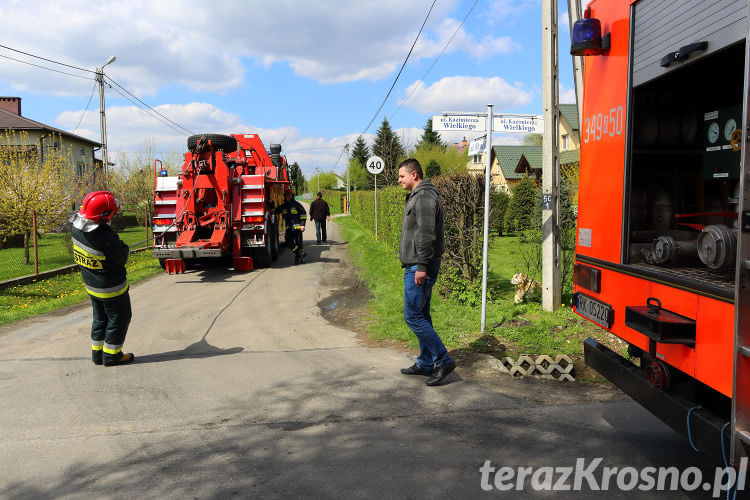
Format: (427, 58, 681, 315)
(71, 214, 130, 300)
(274, 199, 307, 227)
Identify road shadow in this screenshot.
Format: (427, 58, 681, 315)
(134, 338, 244, 364)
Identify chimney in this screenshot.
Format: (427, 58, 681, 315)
(461, 137, 467, 147)
(0, 97, 21, 115)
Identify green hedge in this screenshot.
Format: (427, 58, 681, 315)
(318, 189, 345, 215)
(348, 186, 406, 252)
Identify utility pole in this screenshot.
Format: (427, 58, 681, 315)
(97, 55, 116, 177)
(316, 166, 320, 193)
(345, 143, 350, 214)
(542, 0, 561, 311)
(567, 0, 584, 125)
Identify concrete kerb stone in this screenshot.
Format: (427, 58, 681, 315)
(498, 354, 575, 382)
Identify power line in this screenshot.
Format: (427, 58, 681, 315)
(105, 76, 194, 135)
(107, 83, 189, 136)
(284, 144, 347, 152)
(72, 81, 98, 133)
(360, 0, 437, 136)
(391, 0, 479, 119)
(0, 43, 95, 74)
(0, 53, 95, 80)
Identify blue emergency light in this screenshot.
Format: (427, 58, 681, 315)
(160, 169, 168, 176)
(570, 7, 608, 56)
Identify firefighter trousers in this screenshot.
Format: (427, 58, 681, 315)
(90, 291, 132, 365)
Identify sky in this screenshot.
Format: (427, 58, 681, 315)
(0, 0, 577, 178)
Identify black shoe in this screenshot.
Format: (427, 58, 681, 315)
(400, 363, 432, 376)
(317, 240, 321, 244)
(425, 361, 456, 386)
(104, 353, 135, 367)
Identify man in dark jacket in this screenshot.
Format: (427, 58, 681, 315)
(309, 192, 331, 244)
(71, 191, 134, 366)
(397, 158, 455, 386)
(274, 188, 308, 264)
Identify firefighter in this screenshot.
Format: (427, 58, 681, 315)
(274, 188, 307, 264)
(71, 191, 134, 366)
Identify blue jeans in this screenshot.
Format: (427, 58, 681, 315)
(403, 260, 452, 371)
(314, 220, 327, 242)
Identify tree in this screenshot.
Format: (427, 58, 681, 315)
(371, 117, 405, 186)
(523, 133, 544, 146)
(504, 175, 539, 233)
(0, 131, 77, 264)
(490, 189, 511, 236)
(416, 118, 445, 150)
(350, 135, 370, 168)
(346, 158, 371, 191)
(424, 159, 441, 178)
(306, 171, 338, 192)
(413, 142, 467, 176)
(109, 140, 161, 226)
(289, 162, 305, 195)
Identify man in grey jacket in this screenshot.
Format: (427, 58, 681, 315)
(397, 158, 455, 386)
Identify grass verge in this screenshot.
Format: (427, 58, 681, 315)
(0, 248, 161, 326)
(335, 216, 624, 369)
(0, 226, 152, 282)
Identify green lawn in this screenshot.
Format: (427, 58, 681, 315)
(0, 248, 161, 326)
(335, 216, 613, 360)
(0, 226, 152, 282)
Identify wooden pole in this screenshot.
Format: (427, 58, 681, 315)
(32, 210, 38, 275)
(145, 205, 150, 248)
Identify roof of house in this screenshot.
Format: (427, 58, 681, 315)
(559, 103, 579, 131)
(0, 108, 100, 146)
(511, 146, 580, 175)
(493, 145, 539, 180)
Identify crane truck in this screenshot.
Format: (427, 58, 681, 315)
(152, 133, 291, 273)
(571, 0, 750, 470)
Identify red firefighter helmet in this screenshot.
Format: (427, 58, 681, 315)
(79, 191, 120, 223)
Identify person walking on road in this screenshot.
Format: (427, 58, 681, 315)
(70, 191, 134, 367)
(274, 188, 308, 264)
(309, 192, 331, 244)
(397, 158, 455, 386)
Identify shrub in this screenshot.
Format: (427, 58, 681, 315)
(504, 175, 538, 233)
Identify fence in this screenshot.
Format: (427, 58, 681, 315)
(0, 208, 153, 284)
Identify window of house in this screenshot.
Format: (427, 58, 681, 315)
(561, 134, 569, 150)
(53, 141, 60, 150)
(80, 147, 85, 155)
(76, 162, 85, 180)
(473, 154, 482, 164)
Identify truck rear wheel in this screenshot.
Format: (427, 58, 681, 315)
(187, 134, 237, 153)
(251, 223, 273, 268)
(270, 221, 279, 261)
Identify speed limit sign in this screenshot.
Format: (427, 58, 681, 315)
(366, 155, 385, 175)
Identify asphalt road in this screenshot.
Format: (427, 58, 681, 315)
(0, 218, 739, 499)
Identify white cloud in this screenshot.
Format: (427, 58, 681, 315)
(0, 0, 518, 95)
(400, 76, 533, 114)
(559, 83, 577, 104)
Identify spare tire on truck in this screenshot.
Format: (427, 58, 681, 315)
(187, 134, 237, 153)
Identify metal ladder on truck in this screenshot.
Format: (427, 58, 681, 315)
(733, 4, 750, 466)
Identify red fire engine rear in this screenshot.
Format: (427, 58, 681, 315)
(152, 133, 290, 273)
(571, 0, 750, 466)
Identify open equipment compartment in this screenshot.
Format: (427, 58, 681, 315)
(624, 40, 745, 301)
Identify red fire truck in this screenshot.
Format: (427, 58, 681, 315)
(152, 133, 290, 273)
(571, 0, 749, 466)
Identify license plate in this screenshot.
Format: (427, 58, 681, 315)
(576, 293, 613, 329)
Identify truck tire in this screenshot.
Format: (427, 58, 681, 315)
(252, 223, 273, 268)
(187, 134, 237, 153)
(270, 221, 279, 261)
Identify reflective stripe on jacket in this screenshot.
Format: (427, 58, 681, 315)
(71, 214, 130, 300)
